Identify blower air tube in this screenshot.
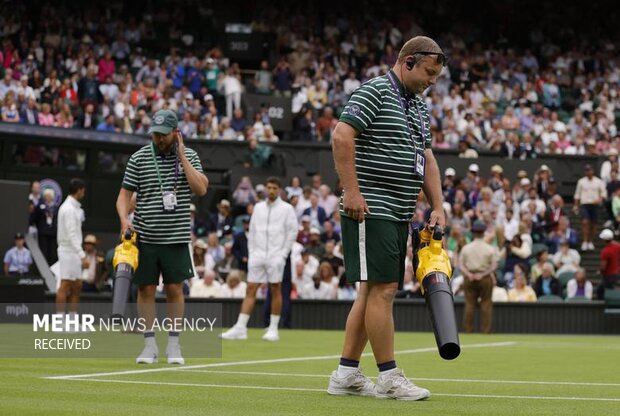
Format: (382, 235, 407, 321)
(422, 271, 461, 360)
(111, 262, 133, 319)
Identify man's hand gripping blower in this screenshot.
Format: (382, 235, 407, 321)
(111, 229, 139, 318)
(413, 225, 461, 360)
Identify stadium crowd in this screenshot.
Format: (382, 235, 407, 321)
(0, 2, 618, 154)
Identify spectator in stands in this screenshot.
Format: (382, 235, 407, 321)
(262, 125, 279, 143)
(243, 138, 273, 168)
(232, 176, 258, 218)
(459, 220, 497, 333)
(222, 67, 242, 119)
(207, 199, 233, 239)
(501, 234, 531, 288)
(566, 267, 593, 300)
(293, 249, 319, 291)
(76, 103, 97, 130)
(272, 57, 293, 96)
(573, 164, 607, 251)
(254, 60, 273, 94)
(302, 193, 327, 229)
(178, 112, 197, 138)
(189, 203, 207, 238)
(316, 106, 336, 142)
(530, 248, 550, 284)
(1, 91, 20, 123)
(533, 263, 561, 298)
(19, 97, 39, 125)
(96, 114, 119, 133)
(320, 220, 341, 244)
(214, 242, 238, 281)
(552, 240, 581, 274)
(205, 232, 225, 263)
(300, 261, 337, 300)
(80, 234, 108, 292)
(230, 108, 247, 133)
(220, 269, 247, 298)
(190, 270, 222, 298)
(285, 176, 303, 200)
(3, 233, 33, 276)
(318, 184, 339, 219)
(321, 239, 344, 277)
(507, 266, 537, 302)
(597, 228, 620, 300)
(77, 65, 102, 110)
(547, 216, 578, 253)
(306, 228, 326, 259)
(232, 216, 250, 273)
(30, 187, 58, 266)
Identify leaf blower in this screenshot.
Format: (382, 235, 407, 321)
(413, 225, 460, 360)
(111, 229, 139, 318)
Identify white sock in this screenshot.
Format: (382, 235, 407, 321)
(269, 315, 280, 331)
(337, 364, 359, 377)
(144, 331, 156, 347)
(168, 332, 180, 345)
(236, 313, 250, 328)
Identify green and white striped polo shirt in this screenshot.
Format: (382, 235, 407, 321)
(122, 143, 203, 244)
(339, 70, 432, 222)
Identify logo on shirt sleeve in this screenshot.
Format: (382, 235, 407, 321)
(347, 104, 362, 117)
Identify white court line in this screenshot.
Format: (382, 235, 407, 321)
(178, 369, 620, 387)
(61, 378, 620, 402)
(43, 341, 515, 380)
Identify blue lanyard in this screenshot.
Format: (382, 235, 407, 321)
(386, 71, 427, 144)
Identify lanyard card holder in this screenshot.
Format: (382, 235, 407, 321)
(162, 191, 177, 212)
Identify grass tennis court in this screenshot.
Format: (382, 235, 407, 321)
(1, 330, 619, 415)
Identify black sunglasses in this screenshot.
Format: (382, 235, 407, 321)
(415, 51, 448, 66)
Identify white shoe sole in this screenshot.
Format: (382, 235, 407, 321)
(327, 387, 375, 397)
(376, 391, 430, 401)
(262, 335, 279, 342)
(220, 332, 248, 340)
(136, 357, 158, 364)
(167, 357, 185, 365)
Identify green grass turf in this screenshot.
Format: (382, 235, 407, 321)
(1, 330, 619, 415)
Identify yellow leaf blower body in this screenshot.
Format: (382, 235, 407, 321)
(111, 229, 139, 318)
(414, 226, 460, 360)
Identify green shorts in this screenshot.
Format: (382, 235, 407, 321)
(133, 242, 195, 286)
(341, 216, 408, 288)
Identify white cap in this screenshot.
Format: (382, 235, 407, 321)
(520, 178, 531, 186)
(468, 163, 479, 173)
(310, 228, 321, 235)
(190, 203, 196, 212)
(445, 167, 456, 176)
(599, 229, 615, 240)
(204, 94, 214, 101)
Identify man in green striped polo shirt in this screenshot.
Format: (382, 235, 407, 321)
(327, 36, 446, 400)
(116, 109, 208, 365)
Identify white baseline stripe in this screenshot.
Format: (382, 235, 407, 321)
(43, 341, 515, 380)
(59, 378, 620, 402)
(179, 370, 620, 387)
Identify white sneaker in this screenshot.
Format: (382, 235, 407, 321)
(220, 326, 248, 340)
(262, 329, 279, 342)
(166, 343, 185, 365)
(376, 368, 430, 401)
(581, 242, 588, 251)
(327, 368, 377, 397)
(588, 242, 595, 250)
(136, 344, 159, 364)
